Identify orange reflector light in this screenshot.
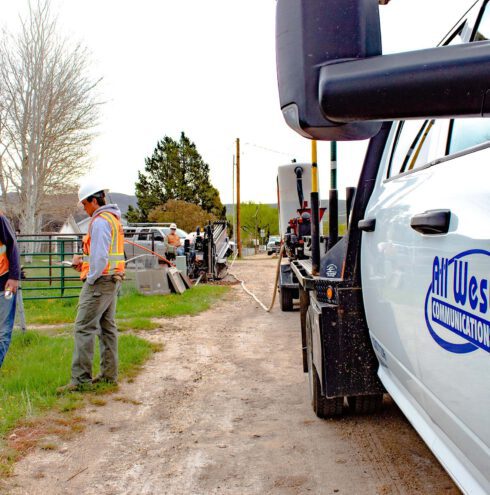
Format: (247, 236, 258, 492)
(326, 286, 334, 300)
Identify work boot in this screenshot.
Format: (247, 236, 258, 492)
(56, 383, 81, 394)
(91, 375, 118, 385)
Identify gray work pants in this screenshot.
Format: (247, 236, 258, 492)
(71, 276, 120, 384)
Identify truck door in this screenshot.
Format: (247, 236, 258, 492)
(135, 228, 150, 259)
(363, 112, 490, 484)
(361, 8, 490, 489)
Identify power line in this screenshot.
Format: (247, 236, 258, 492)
(242, 141, 296, 158)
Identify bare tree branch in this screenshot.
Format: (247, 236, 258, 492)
(0, 0, 101, 234)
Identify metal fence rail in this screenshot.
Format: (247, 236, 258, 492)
(17, 233, 84, 300)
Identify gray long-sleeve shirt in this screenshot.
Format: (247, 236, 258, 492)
(86, 204, 122, 285)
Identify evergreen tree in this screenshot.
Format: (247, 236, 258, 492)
(131, 132, 225, 221)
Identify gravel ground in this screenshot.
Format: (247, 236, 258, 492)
(3, 255, 459, 495)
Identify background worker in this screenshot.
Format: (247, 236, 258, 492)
(167, 223, 185, 256)
(58, 182, 125, 392)
(0, 211, 20, 368)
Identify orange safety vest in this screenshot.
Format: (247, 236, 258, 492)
(0, 240, 9, 277)
(80, 211, 125, 281)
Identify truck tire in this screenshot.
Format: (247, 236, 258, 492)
(347, 394, 384, 415)
(306, 309, 344, 418)
(280, 287, 294, 311)
(312, 369, 344, 418)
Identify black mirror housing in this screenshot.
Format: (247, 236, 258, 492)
(276, 0, 383, 141)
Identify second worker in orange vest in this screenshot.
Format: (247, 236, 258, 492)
(58, 183, 125, 392)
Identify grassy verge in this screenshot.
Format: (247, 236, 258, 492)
(0, 331, 154, 438)
(24, 284, 228, 326)
(0, 281, 229, 475)
(0, 276, 229, 476)
(0, 331, 155, 474)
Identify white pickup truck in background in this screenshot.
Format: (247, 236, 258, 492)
(123, 224, 188, 262)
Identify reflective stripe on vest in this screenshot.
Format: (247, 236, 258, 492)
(80, 212, 125, 280)
(0, 242, 9, 277)
(99, 212, 125, 271)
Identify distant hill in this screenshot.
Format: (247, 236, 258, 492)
(108, 193, 138, 216)
(69, 192, 137, 223)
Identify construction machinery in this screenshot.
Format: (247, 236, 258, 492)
(187, 220, 233, 281)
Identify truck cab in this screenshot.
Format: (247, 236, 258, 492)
(123, 225, 168, 262)
(276, 1, 490, 493)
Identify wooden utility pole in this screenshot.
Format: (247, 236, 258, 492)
(236, 138, 242, 257)
(232, 155, 236, 249)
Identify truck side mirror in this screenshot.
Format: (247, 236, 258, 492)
(276, 0, 382, 140)
(277, 0, 490, 132)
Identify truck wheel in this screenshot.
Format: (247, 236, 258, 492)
(347, 394, 384, 415)
(306, 310, 344, 418)
(280, 287, 294, 311)
(312, 368, 344, 418)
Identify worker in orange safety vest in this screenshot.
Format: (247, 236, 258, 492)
(57, 181, 125, 393)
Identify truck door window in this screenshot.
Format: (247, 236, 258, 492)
(447, 2, 490, 155)
(388, 15, 474, 176)
(447, 118, 490, 154)
(472, 0, 490, 41)
(386, 119, 435, 178)
(152, 229, 164, 242)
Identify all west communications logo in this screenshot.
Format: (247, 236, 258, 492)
(425, 249, 490, 354)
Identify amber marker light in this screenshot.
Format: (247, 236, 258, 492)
(326, 286, 334, 300)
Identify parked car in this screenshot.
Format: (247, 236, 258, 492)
(267, 235, 281, 255)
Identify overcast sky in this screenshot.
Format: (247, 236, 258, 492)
(1, 0, 477, 204)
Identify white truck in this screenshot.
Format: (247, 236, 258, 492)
(123, 225, 168, 262)
(123, 224, 189, 262)
(276, 1, 490, 493)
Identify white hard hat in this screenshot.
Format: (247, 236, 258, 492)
(78, 180, 109, 202)
(170, 223, 177, 229)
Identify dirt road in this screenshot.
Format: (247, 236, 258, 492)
(4, 256, 458, 495)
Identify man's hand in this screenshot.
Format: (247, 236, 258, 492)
(72, 254, 83, 272)
(5, 279, 19, 293)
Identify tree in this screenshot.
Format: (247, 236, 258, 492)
(0, 0, 101, 234)
(232, 202, 278, 247)
(131, 132, 225, 221)
(148, 199, 217, 233)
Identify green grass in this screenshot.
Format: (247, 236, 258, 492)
(116, 285, 228, 319)
(23, 284, 228, 326)
(23, 297, 78, 325)
(0, 331, 153, 438)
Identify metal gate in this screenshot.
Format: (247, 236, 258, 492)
(17, 234, 84, 300)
